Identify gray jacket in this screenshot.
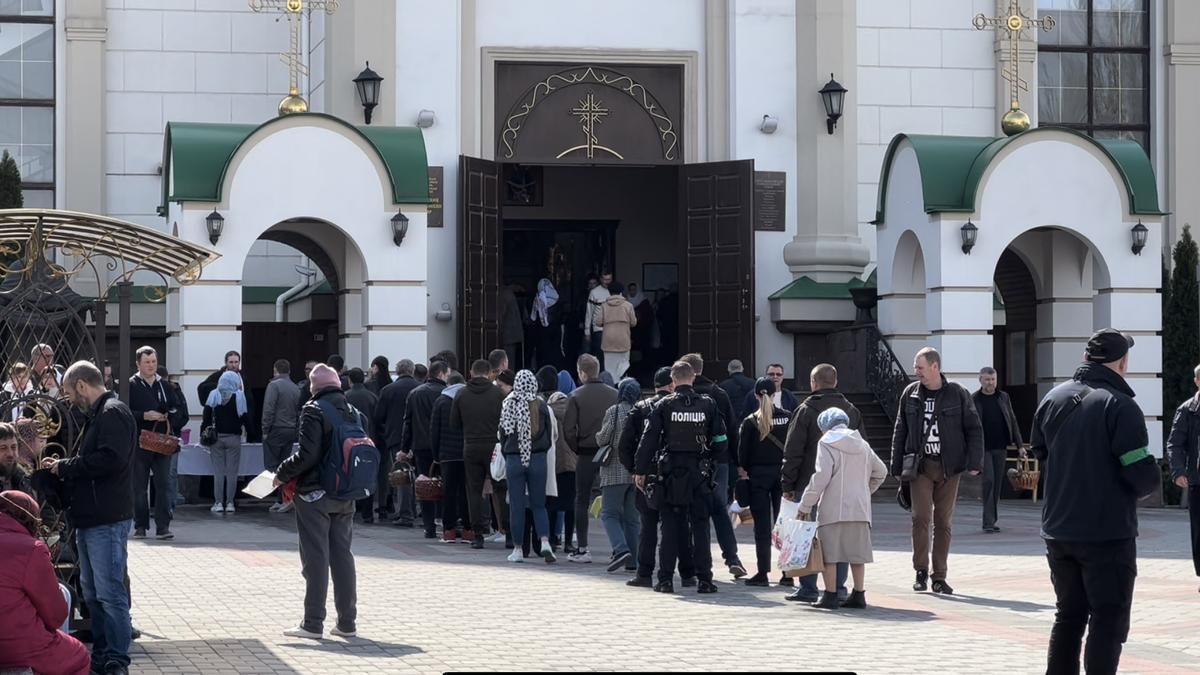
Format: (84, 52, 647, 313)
(262, 374, 301, 436)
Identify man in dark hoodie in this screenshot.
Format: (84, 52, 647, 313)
(376, 359, 419, 522)
(782, 363, 861, 602)
(564, 353, 617, 563)
(453, 359, 506, 549)
(678, 353, 745, 579)
(1032, 329, 1159, 675)
(431, 372, 468, 542)
(400, 360, 447, 537)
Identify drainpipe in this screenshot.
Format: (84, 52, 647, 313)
(276, 259, 317, 322)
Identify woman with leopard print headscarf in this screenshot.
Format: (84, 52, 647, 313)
(499, 370, 556, 564)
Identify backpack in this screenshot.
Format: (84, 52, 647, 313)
(314, 399, 381, 501)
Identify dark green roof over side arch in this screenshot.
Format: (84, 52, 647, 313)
(870, 127, 1164, 225)
(160, 113, 429, 213)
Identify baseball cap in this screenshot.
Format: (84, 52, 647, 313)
(653, 367, 673, 389)
(1085, 328, 1134, 364)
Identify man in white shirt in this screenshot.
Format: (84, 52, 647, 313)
(583, 272, 612, 363)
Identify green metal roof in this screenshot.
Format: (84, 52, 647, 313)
(769, 270, 877, 301)
(160, 113, 429, 213)
(871, 127, 1165, 225)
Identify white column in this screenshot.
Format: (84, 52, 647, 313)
(783, 0, 870, 282)
(63, 0, 106, 212)
(1166, 0, 1200, 248)
(323, 0, 398, 125)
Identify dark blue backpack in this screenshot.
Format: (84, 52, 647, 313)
(315, 399, 380, 501)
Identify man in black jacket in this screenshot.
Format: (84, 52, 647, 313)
(1168, 363, 1200, 585)
(126, 347, 176, 540)
(401, 360, 448, 536)
(374, 359, 419, 521)
(973, 367, 1026, 533)
(890, 347, 983, 595)
(42, 361, 137, 674)
(1032, 330, 1159, 675)
(345, 368, 380, 524)
(431, 372, 468, 542)
(453, 359, 506, 548)
(274, 364, 359, 641)
(719, 359, 755, 420)
(781, 363, 861, 602)
(679, 353, 745, 579)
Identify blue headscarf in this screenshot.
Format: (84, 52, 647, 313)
(617, 377, 641, 406)
(557, 370, 577, 395)
(817, 407, 849, 433)
(206, 370, 247, 417)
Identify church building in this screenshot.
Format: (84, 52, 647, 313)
(11, 0, 1190, 453)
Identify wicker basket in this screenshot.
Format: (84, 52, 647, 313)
(1006, 457, 1041, 492)
(414, 471, 443, 501)
(388, 463, 414, 488)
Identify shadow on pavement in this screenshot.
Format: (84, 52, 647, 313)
(133, 638, 302, 673)
(926, 592, 1052, 613)
(807, 606, 937, 622)
(283, 639, 423, 657)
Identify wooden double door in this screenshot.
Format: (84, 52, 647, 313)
(457, 156, 757, 375)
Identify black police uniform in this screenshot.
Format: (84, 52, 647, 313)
(635, 384, 727, 591)
(620, 390, 695, 584)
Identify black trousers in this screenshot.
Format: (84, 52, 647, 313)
(658, 479, 712, 584)
(549, 471, 576, 548)
(133, 449, 171, 533)
(440, 460, 469, 535)
(414, 448, 437, 535)
(1045, 538, 1136, 675)
(982, 448, 1006, 528)
(464, 443, 494, 534)
(635, 488, 693, 579)
(1190, 485, 1200, 577)
(748, 464, 782, 576)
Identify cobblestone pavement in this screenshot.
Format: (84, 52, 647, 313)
(123, 496, 1198, 674)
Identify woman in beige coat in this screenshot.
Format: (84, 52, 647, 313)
(799, 407, 888, 609)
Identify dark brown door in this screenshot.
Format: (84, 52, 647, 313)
(458, 156, 502, 364)
(679, 160, 755, 376)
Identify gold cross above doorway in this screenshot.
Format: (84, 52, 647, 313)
(557, 91, 624, 160)
(248, 0, 340, 115)
(973, 0, 1055, 134)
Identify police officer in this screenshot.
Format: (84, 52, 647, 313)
(618, 367, 697, 588)
(634, 360, 728, 594)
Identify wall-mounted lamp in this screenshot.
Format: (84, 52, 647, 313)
(759, 115, 778, 134)
(205, 209, 224, 246)
(353, 61, 383, 125)
(819, 73, 847, 134)
(960, 220, 978, 255)
(416, 109, 436, 128)
(391, 210, 409, 246)
(1130, 220, 1148, 255)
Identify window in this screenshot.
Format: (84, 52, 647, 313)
(0, 0, 54, 207)
(1037, 0, 1150, 151)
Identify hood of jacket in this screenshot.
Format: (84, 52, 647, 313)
(465, 377, 494, 394)
(442, 383, 466, 399)
(822, 427, 868, 454)
(604, 295, 626, 308)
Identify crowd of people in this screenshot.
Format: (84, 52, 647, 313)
(0, 325, 1174, 674)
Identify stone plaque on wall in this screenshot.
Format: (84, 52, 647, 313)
(427, 166, 443, 228)
(754, 171, 786, 232)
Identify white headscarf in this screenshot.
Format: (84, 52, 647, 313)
(530, 278, 559, 327)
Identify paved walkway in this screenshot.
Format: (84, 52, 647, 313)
(124, 497, 1198, 674)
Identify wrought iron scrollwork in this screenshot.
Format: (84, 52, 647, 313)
(863, 323, 912, 423)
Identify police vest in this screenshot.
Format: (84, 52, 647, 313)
(662, 396, 713, 453)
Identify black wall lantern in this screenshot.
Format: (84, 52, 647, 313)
(353, 61, 383, 125)
(1130, 220, 1148, 255)
(391, 211, 409, 246)
(960, 220, 978, 255)
(819, 73, 847, 134)
(205, 209, 224, 246)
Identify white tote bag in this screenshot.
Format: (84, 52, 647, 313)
(489, 442, 506, 481)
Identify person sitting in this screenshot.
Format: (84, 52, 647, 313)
(0, 490, 91, 675)
(798, 408, 888, 610)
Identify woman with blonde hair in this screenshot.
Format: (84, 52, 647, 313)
(737, 377, 793, 587)
(799, 407, 888, 609)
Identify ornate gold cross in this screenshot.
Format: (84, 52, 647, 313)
(248, 0, 340, 115)
(557, 92, 623, 160)
(974, 0, 1055, 134)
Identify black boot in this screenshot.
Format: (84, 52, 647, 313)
(470, 535, 485, 549)
(913, 569, 929, 592)
(743, 573, 769, 587)
(697, 580, 718, 594)
(841, 590, 867, 609)
(931, 579, 955, 595)
(811, 591, 840, 609)
(680, 576, 697, 588)
(626, 576, 654, 588)
(778, 574, 795, 587)
(653, 580, 674, 594)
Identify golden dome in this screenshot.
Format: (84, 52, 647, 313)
(278, 88, 308, 116)
(1001, 107, 1031, 136)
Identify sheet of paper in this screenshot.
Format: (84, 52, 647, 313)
(242, 470, 278, 499)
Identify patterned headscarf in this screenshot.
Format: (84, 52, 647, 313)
(530, 278, 560, 327)
(617, 377, 641, 406)
(500, 370, 539, 467)
(817, 407, 850, 432)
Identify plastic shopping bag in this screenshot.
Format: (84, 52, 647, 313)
(777, 518, 819, 573)
(490, 443, 506, 481)
(772, 498, 802, 549)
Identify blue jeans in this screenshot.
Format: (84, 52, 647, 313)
(77, 519, 133, 668)
(506, 453, 550, 542)
(600, 483, 640, 558)
(707, 462, 741, 566)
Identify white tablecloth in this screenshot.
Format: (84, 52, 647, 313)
(177, 443, 265, 477)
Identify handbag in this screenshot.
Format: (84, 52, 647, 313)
(200, 422, 218, 447)
(140, 421, 180, 455)
(414, 462, 443, 501)
(490, 442, 507, 481)
(593, 406, 619, 466)
(899, 452, 921, 482)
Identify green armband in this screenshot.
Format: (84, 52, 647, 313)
(1118, 447, 1150, 466)
(712, 434, 727, 444)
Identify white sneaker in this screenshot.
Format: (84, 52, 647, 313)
(330, 626, 357, 638)
(283, 626, 322, 640)
(210, 503, 225, 513)
(488, 531, 506, 543)
(268, 503, 283, 513)
(568, 550, 592, 563)
(277, 501, 293, 513)
(507, 549, 524, 563)
(224, 503, 235, 513)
